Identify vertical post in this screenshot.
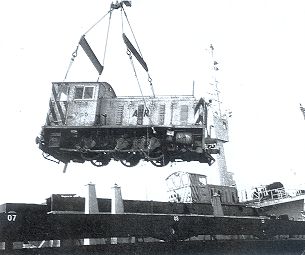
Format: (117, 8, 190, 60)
(85, 183, 99, 214)
(84, 183, 101, 245)
(192, 80, 195, 96)
(211, 193, 224, 216)
(111, 183, 124, 214)
(201, 101, 207, 150)
(111, 184, 124, 244)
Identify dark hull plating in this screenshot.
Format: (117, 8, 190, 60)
(1, 240, 305, 255)
(1, 212, 305, 242)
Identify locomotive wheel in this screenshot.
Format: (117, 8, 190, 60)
(148, 148, 170, 167)
(150, 154, 170, 167)
(91, 157, 111, 167)
(120, 154, 141, 167)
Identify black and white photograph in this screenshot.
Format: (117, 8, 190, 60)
(1, 0, 305, 254)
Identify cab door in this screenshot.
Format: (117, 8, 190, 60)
(65, 83, 99, 126)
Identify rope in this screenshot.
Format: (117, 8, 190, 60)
(127, 50, 146, 103)
(97, 9, 113, 82)
(83, 9, 112, 36)
(122, 7, 143, 57)
(64, 8, 111, 81)
(121, 9, 146, 102)
(122, 8, 156, 134)
(121, 8, 124, 34)
(102, 10, 112, 66)
(126, 49, 156, 134)
(122, 6, 155, 97)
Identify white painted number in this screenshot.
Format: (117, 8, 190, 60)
(7, 214, 17, 222)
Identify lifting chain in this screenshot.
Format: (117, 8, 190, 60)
(127, 48, 132, 58)
(64, 44, 80, 81)
(147, 74, 155, 97)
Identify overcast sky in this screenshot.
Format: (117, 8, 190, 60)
(1, 0, 305, 204)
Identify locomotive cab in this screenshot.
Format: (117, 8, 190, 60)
(47, 82, 116, 126)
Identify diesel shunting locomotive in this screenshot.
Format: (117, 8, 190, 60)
(36, 1, 220, 168)
(36, 81, 219, 167)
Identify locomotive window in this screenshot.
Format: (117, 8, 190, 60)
(84, 87, 94, 99)
(75, 87, 84, 99)
(74, 86, 94, 100)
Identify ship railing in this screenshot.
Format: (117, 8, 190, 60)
(250, 187, 289, 203)
(251, 188, 291, 208)
(287, 188, 305, 197)
(239, 187, 305, 204)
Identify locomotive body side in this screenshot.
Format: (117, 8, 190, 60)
(37, 82, 218, 167)
(99, 96, 199, 127)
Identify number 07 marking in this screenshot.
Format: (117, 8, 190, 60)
(7, 214, 17, 222)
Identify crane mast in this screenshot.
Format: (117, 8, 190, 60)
(208, 45, 235, 186)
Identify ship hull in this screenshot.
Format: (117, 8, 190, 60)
(1, 239, 305, 254)
(251, 195, 305, 220)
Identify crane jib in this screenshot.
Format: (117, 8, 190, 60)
(79, 35, 104, 75)
(122, 33, 148, 72)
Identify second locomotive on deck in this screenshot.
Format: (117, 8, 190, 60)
(36, 81, 219, 167)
